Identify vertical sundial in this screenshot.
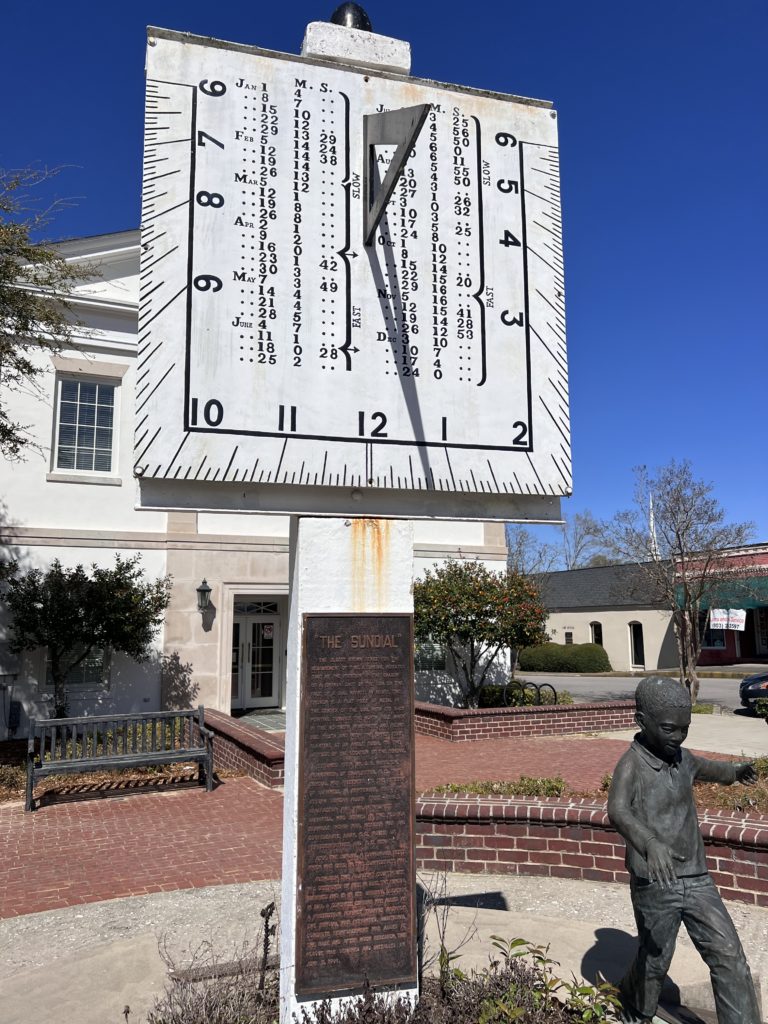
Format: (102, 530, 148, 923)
(137, 25, 569, 520)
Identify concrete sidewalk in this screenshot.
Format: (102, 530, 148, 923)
(596, 712, 768, 760)
(1, 873, 765, 1024)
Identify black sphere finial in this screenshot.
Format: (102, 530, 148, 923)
(330, 3, 372, 32)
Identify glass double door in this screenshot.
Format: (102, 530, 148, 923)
(231, 614, 281, 709)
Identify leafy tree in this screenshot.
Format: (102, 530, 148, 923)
(5, 555, 172, 715)
(1, 166, 92, 460)
(414, 559, 549, 708)
(596, 460, 754, 700)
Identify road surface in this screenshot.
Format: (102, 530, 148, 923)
(524, 674, 747, 712)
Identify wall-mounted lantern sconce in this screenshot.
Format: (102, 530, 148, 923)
(196, 578, 212, 612)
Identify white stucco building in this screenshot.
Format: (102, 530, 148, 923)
(0, 230, 507, 737)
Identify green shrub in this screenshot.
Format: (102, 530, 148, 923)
(519, 643, 612, 673)
(0, 764, 25, 795)
(435, 776, 567, 799)
(755, 700, 768, 721)
(479, 682, 538, 708)
(478, 684, 574, 708)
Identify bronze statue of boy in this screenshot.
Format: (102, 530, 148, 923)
(608, 675, 760, 1023)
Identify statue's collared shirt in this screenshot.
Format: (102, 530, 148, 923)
(610, 735, 737, 879)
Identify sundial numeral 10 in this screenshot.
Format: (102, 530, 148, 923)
(191, 398, 224, 427)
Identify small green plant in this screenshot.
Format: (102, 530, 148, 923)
(599, 773, 612, 793)
(755, 699, 768, 721)
(559, 977, 622, 1022)
(438, 942, 467, 997)
(487, 937, 621, 1022)
(434, 776, 567, 798)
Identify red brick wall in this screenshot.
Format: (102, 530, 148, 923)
(414, 701, 636, 742)
(202, 710, 285, 788)
(415, 797, 768, 907)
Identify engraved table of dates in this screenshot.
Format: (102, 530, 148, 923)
(140, 32, 568, 496)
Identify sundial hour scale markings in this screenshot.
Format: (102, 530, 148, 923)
(137, 27, 570, 519)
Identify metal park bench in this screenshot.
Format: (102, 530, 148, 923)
(25, 706, 214, 811)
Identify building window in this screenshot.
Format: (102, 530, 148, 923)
(45, 646, 110, 690)
(564, 631, 574, 645)
(415, 640, 447, 672)
(699, 612, 726, 649)
(590, 621, 603, 646)
(629, 622, 645, 667)
(55, 378, 116, 473)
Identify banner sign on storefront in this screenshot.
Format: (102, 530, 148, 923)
(710, 609, 747, 631)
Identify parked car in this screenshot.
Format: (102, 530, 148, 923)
(739, 671, 768, 713)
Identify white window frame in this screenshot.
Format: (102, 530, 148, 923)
(41, 646, 112, 702)
(48, 358, 128, 485)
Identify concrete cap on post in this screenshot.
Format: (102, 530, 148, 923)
(301, 8, 411, 74)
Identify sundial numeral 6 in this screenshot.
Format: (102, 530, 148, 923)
(199, 79, 226, 97)
(495, 132, 517, 148)
(193, 274, 222, 292)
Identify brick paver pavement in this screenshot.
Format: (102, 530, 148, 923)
(0, 733, 638, 919)
(415, 733, 630, 794)
(0, 778, 283, 918)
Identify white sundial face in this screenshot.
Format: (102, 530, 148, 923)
(137, 29, 570, 518)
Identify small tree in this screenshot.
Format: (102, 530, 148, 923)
(1, 166, 93, 461)
(596, 460, 754, 701)
(413, 559, 548, 708)
(5, 555, 172, 715)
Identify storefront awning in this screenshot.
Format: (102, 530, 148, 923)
(677, 576, 768, 610)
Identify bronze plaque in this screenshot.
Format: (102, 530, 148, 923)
(296, 613, 416, 998)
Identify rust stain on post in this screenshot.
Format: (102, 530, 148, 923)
(351, 518, 391, 610)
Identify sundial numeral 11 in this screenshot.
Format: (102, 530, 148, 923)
(278, 405, 298, 432)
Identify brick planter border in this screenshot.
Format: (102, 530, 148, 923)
(203, 709, 285, 787)
(414, 700, 636, 742)
(415, 796, 768, 908)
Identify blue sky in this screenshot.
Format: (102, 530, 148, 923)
(6, 1, 767, 538)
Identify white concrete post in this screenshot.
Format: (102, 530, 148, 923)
(280, 516, 416, 1022)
